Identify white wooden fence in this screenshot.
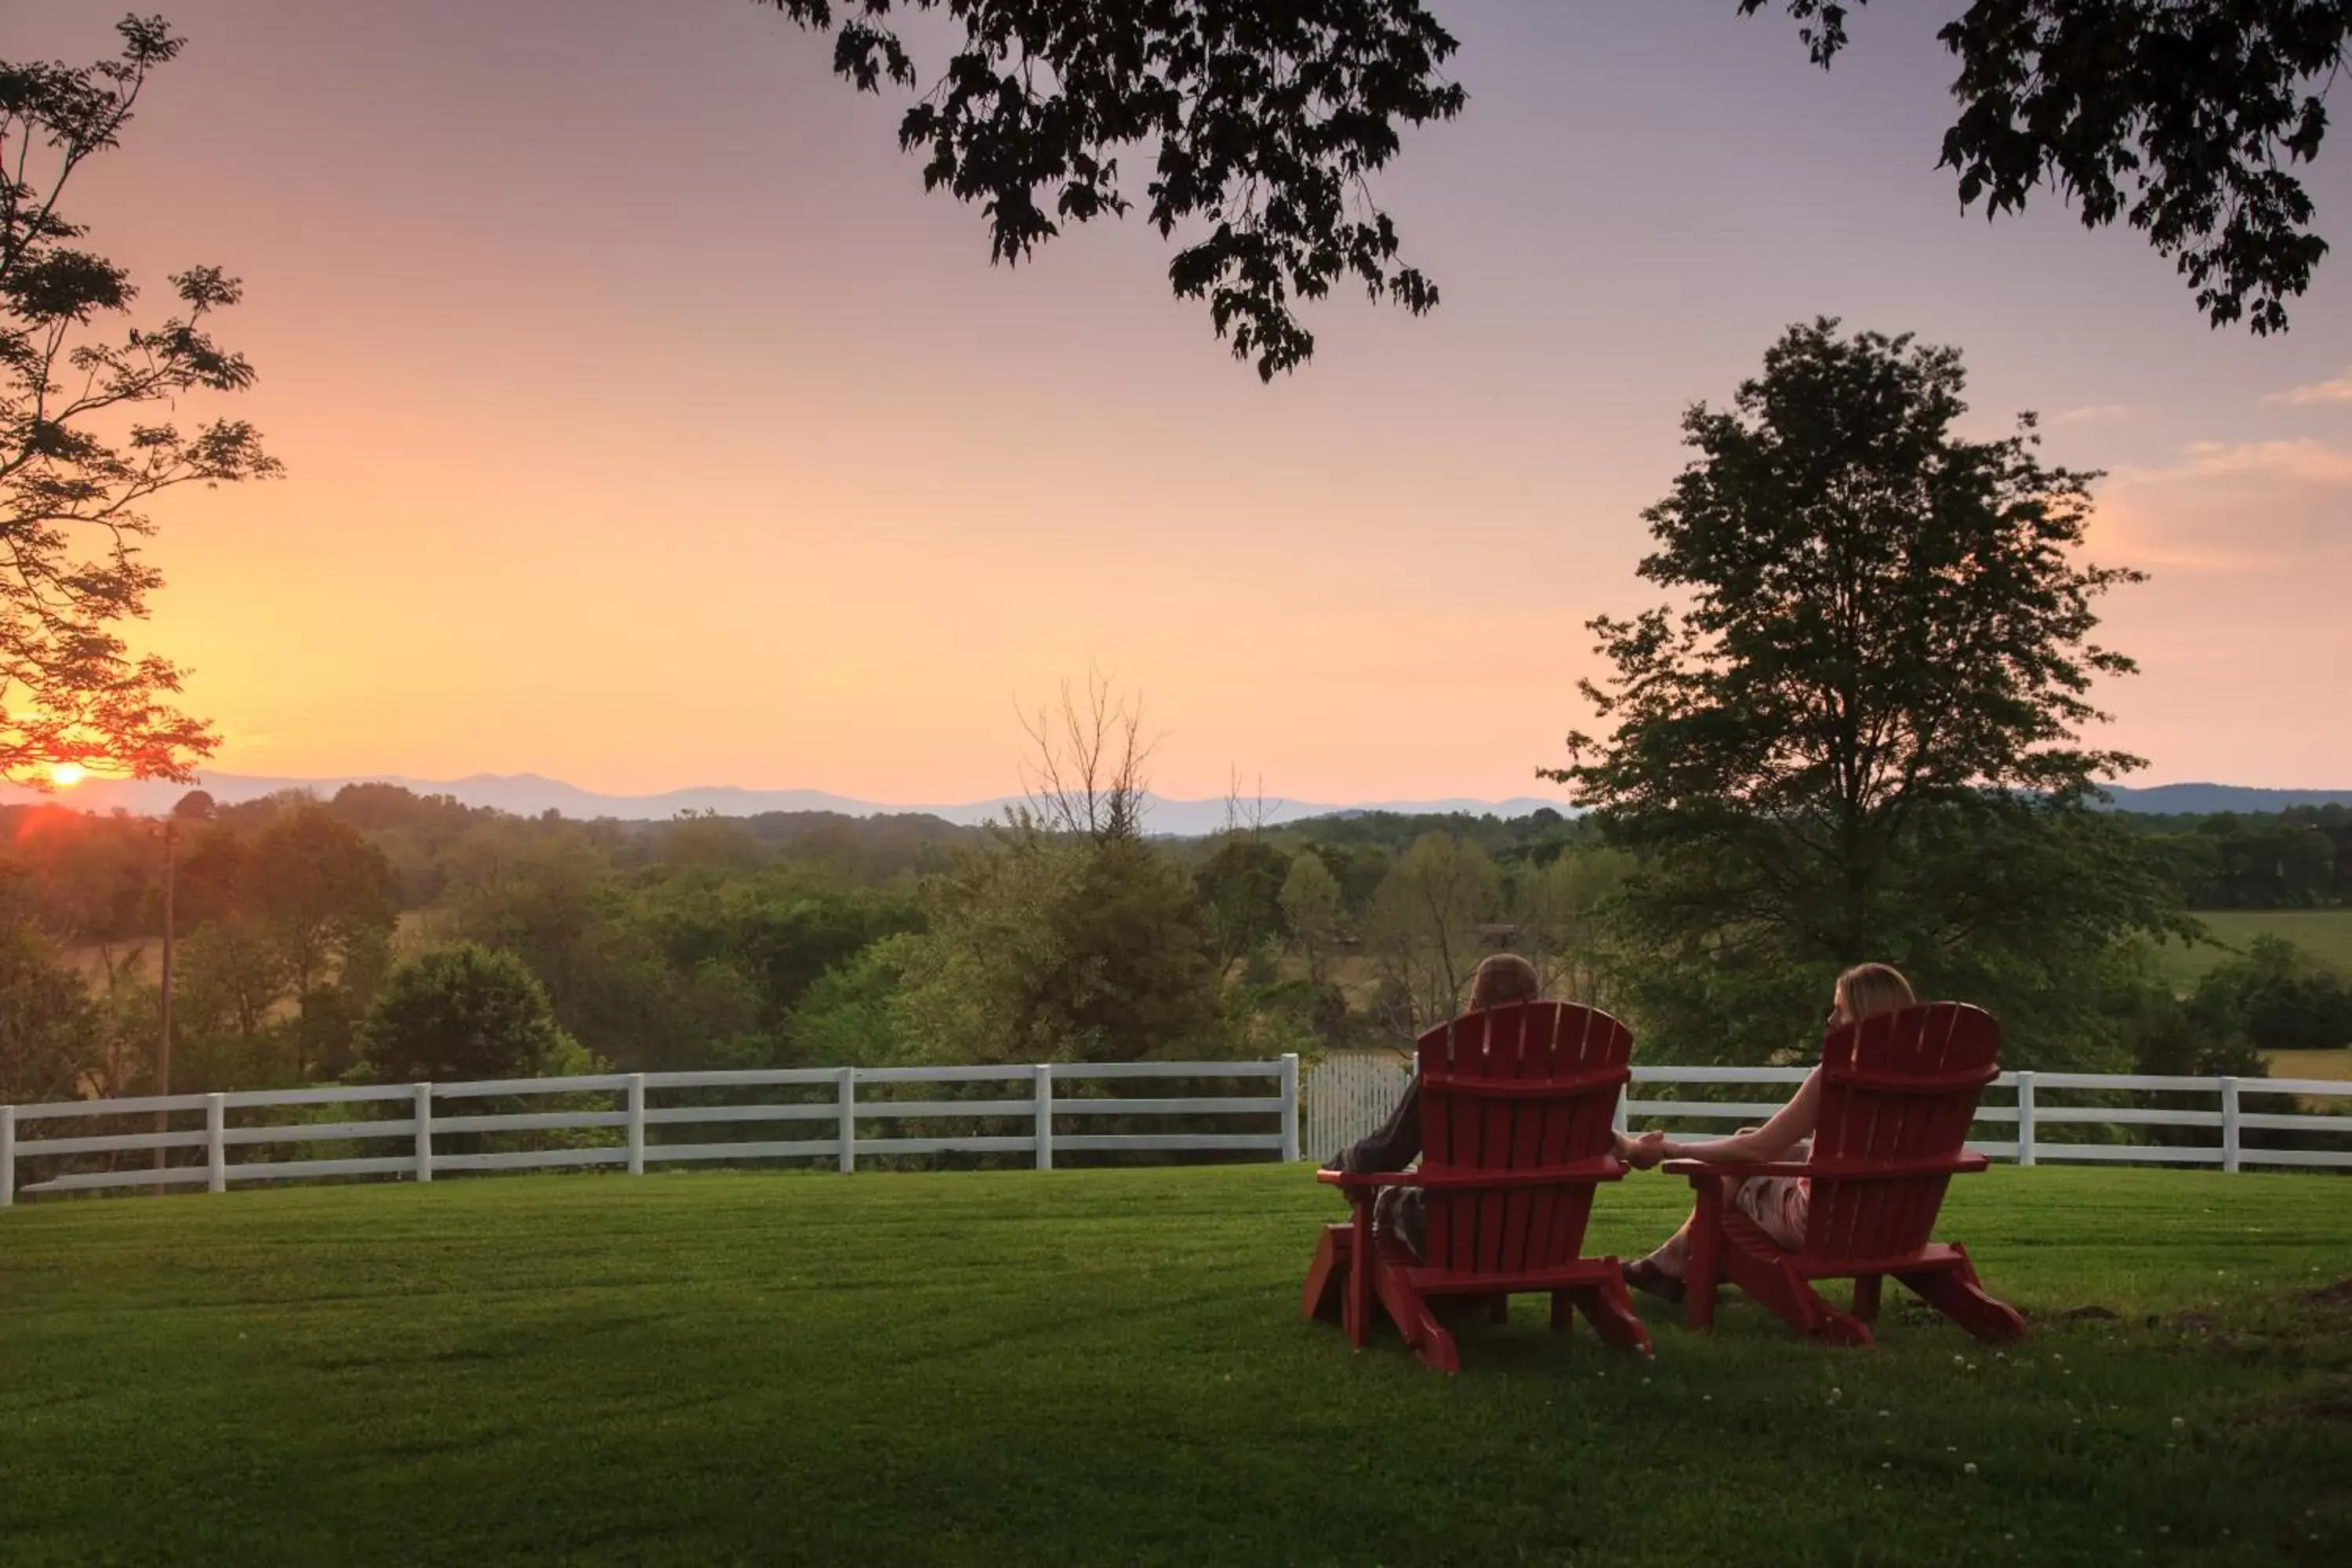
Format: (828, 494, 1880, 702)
(0, 1057, 1300, 1205)
(7, 1056, 2348, 1206)
(1302, 1055, 2352, 1173)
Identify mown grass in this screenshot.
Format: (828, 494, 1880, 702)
(2155, 909, 2352, 988)
(3, 1165, 2349, 1567)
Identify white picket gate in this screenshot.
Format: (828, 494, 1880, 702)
(1300, 1051, 1413, 1164)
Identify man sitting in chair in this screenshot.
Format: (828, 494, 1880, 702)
(1325, 953, 1650, 1260)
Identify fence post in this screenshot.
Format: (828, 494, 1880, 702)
(2220, 1076, 2241, 1174)
(2, 1103, 14, 1209)
(1034, 1063, 1054, 1171)
(205, 1093, 227, 1194)
(2013, 1072, 2035, 1167)
(1279, 1054, 1301, 1163)
(413, 1083, 434, 1184)
(837, 1065, 856, 1174)
(626, 1073, 647, 1177)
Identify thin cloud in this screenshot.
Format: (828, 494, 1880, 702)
(2263, 368, 2352, 406)
(2091, 434, 2352, 579)
(2177, 438, 2352, 486)
(2051, 404, 2132, 426)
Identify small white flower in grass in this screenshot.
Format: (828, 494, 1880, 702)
(1878, 1409, 1891, 1418)
(2050, 1353, 2063, 1363)
(1964, 1462, 1978, 1476)
(2158, 1526, 2169, 1536)
(2170, 1416, 2185, 1430)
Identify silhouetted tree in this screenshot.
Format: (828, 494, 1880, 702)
(757, 1, 2344, 370)
(1, 16, 281, 783)
(1552, 319, 2189, 1064)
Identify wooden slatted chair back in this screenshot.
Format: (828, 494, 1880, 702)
(1417, 1001, 1634, 1278)
(1804, 1002, 2002, 1263)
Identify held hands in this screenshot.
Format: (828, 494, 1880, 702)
(1613, 1130, 1670, 1171)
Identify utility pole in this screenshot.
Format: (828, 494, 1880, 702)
(153, 815, 176, 1178)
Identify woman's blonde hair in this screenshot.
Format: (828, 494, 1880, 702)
(1468, 953, 1542, 1011)
(1835, 962, 1916, 1022)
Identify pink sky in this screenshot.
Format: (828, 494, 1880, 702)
(20, 1, 2352, 804)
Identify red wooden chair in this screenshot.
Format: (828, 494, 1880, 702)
(1301, 1000, 1651, 1373)
(1664, 1000, 2027, 1348)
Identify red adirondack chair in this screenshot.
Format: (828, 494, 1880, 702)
(1301, 1000, 1652, 1372)
(1663, 1000, 2027, 1348)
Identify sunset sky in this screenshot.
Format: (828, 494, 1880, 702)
(20, 0, 2352, 805)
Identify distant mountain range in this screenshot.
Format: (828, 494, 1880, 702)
(2094, 783, 2352, 815)
(2, 771, 2343, 835)
(0, 771, 1573, 838)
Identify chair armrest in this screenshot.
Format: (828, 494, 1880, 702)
(1320, 1159, 1628, 1190)
(1661, 1159, 1812, 1180)
(1315, 1168, 1421, 1189)
(1415, 1157, 1629, 1189)
(1661, 1152, 1994, 1181)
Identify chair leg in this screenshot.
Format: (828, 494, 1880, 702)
(1549, 1291, 1574, 1334)
(1346, 1198, 1373, 1350)
(1301, 1225, 1348, 1324)
(1852, 1274, 1883, 1324)
(1379, 1275, 1458, 1373)
(1489, 1294, 1510, 1326)
(1572, 1272, 1655, 1357)
(1900, 1247, 2027, 1343)
(1806, 1294, 1875, 1348)
(1685, 1178, 1723, 1332)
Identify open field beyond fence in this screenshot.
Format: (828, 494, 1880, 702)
(2, 1166, 2347, 1566)
(2155, 909, 2352, 988)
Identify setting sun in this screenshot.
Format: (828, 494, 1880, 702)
(46, 763, 86, 789)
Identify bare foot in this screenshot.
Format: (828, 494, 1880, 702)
(1623, 1258, 1686, 1305)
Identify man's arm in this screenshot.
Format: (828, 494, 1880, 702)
(1329, 1073, 1419, 1174)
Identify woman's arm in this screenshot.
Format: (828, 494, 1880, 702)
(1655, 1067, 1822, 1165)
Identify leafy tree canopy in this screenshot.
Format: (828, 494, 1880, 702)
(1759, 0, 2344, 333)
(2, 16, 279, 783)
(756, 0, 1465, 379)
(358, 942, 565, 1083)
(1550, 319, 2188, 1063)
(761, 1, 2344, 373)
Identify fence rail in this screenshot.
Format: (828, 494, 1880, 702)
(7, 1055, 2348, 1207)
(1301, 1056, 2352, 1172)
(0, 1057, 1301, 1206)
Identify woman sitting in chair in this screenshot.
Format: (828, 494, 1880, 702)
(1620, 962, 1916, 1304)
(1327, 952, 1652, 1261)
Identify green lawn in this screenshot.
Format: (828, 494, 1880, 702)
(2154, 908, 2352, 987)
(4, 1166, 2349, 1566)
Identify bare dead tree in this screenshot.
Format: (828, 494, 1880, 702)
(1016, 665, 1155, 843)
(1220, 767, 1279, 838)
